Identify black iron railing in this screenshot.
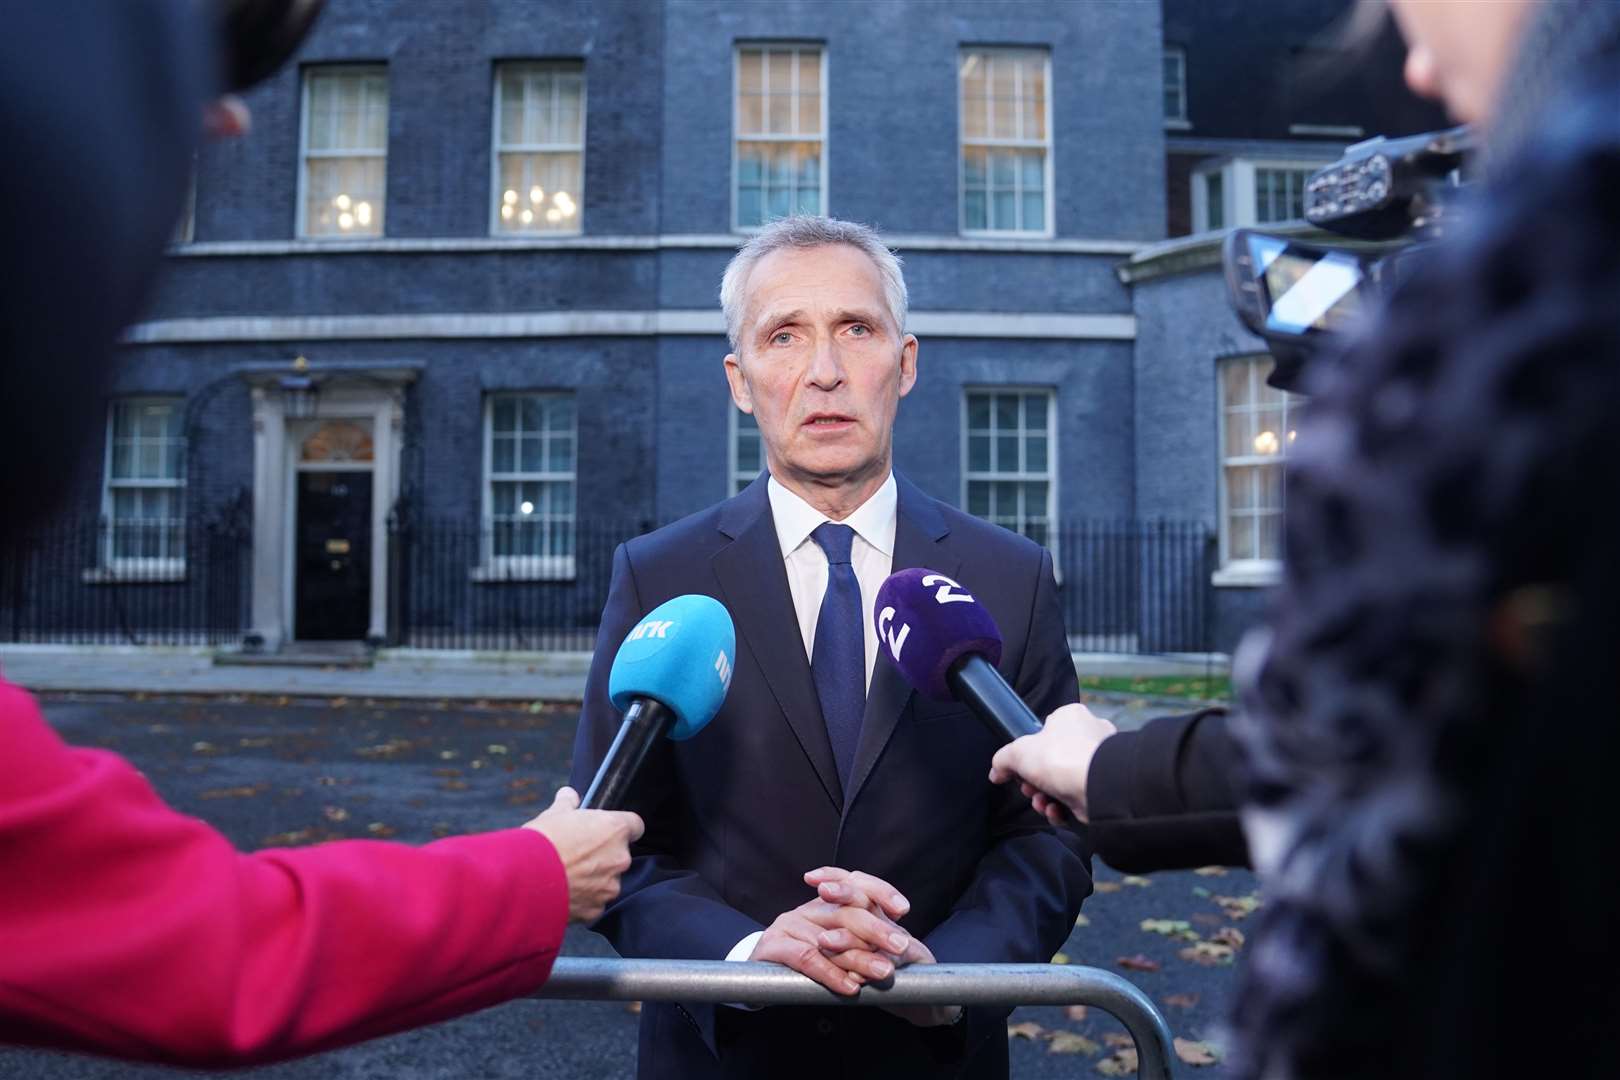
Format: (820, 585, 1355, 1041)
(0, 519, 250, 646)
(387, 517, 1215, 654)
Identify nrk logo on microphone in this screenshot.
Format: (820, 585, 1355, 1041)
(609, 594, 736, 739)
(874, 568, 1004, 702)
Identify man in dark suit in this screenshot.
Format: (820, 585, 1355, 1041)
(569, 215, 1090, 1078)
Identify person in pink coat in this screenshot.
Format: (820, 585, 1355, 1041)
(0, 2, 642, 1067)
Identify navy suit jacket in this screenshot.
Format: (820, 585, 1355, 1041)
(569, 473, 1091, 1079)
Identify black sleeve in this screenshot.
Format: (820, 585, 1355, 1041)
(1084, 708, 1250, 872)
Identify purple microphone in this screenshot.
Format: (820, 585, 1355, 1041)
(874, 567, 1044, 743)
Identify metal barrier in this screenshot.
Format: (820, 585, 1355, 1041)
(530, 958, 1177, 1079)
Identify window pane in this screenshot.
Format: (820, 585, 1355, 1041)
(738, 50, 763, 94)
(1021, 192, 1044, 232)
(739, 93, 765, 136)
(967, 394, 990, 430)
(768, 51, 792, 99)
(519, 436, 544, 472)
(994, 394, 1019, 431)
(519, 397, 545, 433)
(492, 435, 515, 473)
(493, 397, 517, 433)
(550, 434, 575, 472)
(997, 435, 1019, 470)
(1259, 512, 1283, 560)
(1026, 435, 1048, 472)
(963, 191, 986, 231)
(1227, 465, 1258, 511)
(962, 146, 987, 188)
(1228, 513, 1256, 561)
(968, 434, 991, 472)
(992, 191, 1016, 231)
(737, 186, 763, 228)
(1224, 406, 1255, 459)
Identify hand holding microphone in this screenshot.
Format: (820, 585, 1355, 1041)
(988, 703, 1117, 824)
(874, 567, 1098, 823)
(544, 594, 733, 921)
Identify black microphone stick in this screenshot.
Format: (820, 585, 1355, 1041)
(579, 698, 674, 810)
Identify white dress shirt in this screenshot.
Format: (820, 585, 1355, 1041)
(724, 471, 898, 966)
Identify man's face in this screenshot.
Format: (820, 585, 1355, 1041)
(724, 243, 918, 497)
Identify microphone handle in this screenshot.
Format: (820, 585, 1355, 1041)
(946, 653, 1043, 742)
(580, 697, 672, 810)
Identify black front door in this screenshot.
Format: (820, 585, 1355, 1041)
(295, 471, 373, 640)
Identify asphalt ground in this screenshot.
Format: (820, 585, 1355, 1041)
(2, 695, 1256, 1079)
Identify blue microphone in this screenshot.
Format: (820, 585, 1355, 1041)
(581, 594, 736, 810)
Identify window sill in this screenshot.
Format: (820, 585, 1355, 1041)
(82, 565, 188, 585)
(1163, 119, 1192, 132)
(470, 557, 577, 583)
(1212, 562, 1282, 588)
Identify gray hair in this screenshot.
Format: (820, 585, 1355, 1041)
(719, 215, 909, 351)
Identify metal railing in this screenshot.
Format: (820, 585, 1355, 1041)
(388, 517, 1216, 655)
(529, 958, 1177, 1079)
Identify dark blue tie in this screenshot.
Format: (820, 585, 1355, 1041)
(810, 523, 866, 789)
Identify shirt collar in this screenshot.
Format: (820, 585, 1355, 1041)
(767, 472, 897, 560)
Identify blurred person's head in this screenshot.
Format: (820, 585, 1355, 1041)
(1386, 0, 1538, 125)
(720, 216, 918, 517)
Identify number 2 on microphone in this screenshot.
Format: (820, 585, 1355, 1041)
(877, 606, 911, 662)
(921, 573, 974, 605)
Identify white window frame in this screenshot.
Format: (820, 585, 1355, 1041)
(958, 47, 1055, 239)
(728, 406, 763, 495)
(480, 392, 577, 581)
(1163, 45, 1189, 130)
(960, 386, 1059, 552)
(296, 64, 389, 240)
(489, 60, 587, 237)
(1192, 156, 1332, 233)
(732, 42, 828, 233)
(100, 397, 187, 578)
(1214, 355, 1303, 585)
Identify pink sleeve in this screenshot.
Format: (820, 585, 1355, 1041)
(0, 679, 570, 1067)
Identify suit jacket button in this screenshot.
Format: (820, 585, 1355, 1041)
(815, 1018, 834, 1036)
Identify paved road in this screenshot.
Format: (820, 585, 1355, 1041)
(2, 695, 1254, 1078)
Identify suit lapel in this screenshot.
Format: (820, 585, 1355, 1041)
(711, 477, 844, 811)
(840, 475, 961, 817)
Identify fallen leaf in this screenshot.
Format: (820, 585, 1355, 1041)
(1121, 875, 1152, 888)
(238, 737, 272, 748)
(322, 806, 350, 822)
(442, 779, 470, 791)
(1191, 886, 1212, 898)
(200, 784, 268, 800)
(1193, 866, 1227, 877)
(1051, 952, 1072, 965)
(1190, 913, 1223, 928)
(487, 744, 510, 755)
(331, 697, 349, 708)
(1093, 882, 1123, 894)
(1210, 926, 1246, 950)
(1162, 993, 1200, 1010)
(1065, 1005, 1089, 1022)
(1115, 954, 1161, 973)
(625, 1001, 642, 1014)
(1095, 1047, 1138, 1075)
(1008, 1021, 1047, 1040)
(1214, 893, 1263, 920)
(431, 823, 453, 838)
(366, 822, 396, 837)
(190, 741, 218, 754)
(1103, 1033, 1135, 1049)
(1139, 919, 1199, 941)
(439, 750, 458, 760)
(1178, 941, 1236, 966)
(432, 768, 462, 778)
(1074, 914, 1091, 928)
(1049, 1031, 1100, 1055)
(262, 828, 317, 847)
(1175, 1038, 1220, 1067)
